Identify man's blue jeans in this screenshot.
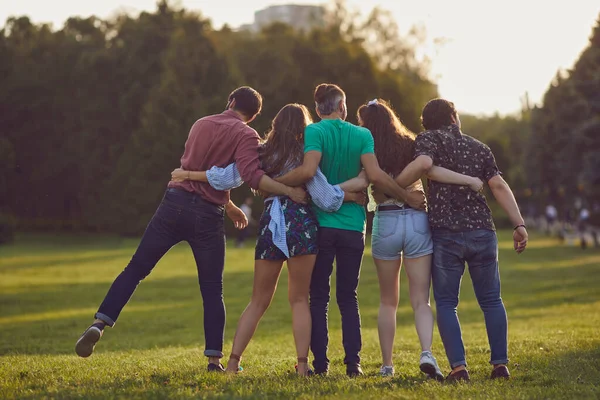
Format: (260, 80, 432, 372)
(310, 227, 365, 372)
(95, 188, 226, 358)
(432, 229, 508, 368)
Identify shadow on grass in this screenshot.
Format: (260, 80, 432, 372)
(2, 234, 598, 361)
(498, 244, 600, 312)
(6, 345, 599, 399)
(0, 267, 307, 355)
(0, 250, 133, 272)
(358, 243, 600, 329)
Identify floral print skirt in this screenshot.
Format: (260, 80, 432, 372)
(254, 197, 319, 261)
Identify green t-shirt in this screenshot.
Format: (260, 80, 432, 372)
(304, 119, 374, 233)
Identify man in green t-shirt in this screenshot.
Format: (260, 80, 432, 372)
(277, 83, 425, 376)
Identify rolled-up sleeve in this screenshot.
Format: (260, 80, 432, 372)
(481, 145, 502, 182)
(306, 168, 344, 212)
(234, 128, 265, 189)
(206, 163, 244, 191)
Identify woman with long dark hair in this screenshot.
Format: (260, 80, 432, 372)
(356, 99, 482, 379)
(171, 104, 366, 376)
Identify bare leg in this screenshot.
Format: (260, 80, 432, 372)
(226, 259, 283, 372)
(374, 257, 402, 367)
(287, 254, 317, 376)
(404, 255, 434, 352)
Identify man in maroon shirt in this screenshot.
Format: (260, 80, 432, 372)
(75, 87, 306, 372)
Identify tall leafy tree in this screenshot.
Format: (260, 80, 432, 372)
(111, 12, 231, 234)
(527, 13, 600, 210)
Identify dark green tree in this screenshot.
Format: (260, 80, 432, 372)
(527, 13, 600, 210)
(111, 13, 231, 234)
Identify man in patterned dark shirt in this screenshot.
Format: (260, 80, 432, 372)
(400, 98, 528, 382)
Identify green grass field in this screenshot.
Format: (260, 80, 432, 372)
(0, 231, 599, 399)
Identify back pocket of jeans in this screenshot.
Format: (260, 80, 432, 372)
(411, 211, 430, 235)
(153, 201, 180, 232)
(471, 230, 496, 242)
(373, 214, 398, 238)
(194, 212, 225, 241)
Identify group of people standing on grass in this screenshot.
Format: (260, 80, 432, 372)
(76, 83, 528, 382)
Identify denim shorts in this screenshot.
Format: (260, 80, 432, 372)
(371, 208, 433, 260)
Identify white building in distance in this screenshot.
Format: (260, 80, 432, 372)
(239, 4, 326, 33)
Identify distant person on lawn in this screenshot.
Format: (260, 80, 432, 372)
(578, 207, 590, 249)
(545, 204, 558, 233)
(398, 98, 528, 381)
(275, 83, 426, 377)
(75, 87, 307, 373)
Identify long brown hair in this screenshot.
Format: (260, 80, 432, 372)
(357, 99, 415, 177)
(260, 104, 313, 177)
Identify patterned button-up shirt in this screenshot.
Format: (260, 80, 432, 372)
(414, 124, 501, 231)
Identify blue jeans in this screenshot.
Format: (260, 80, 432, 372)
(310, 227, 365, 371)
(432, 229, 508, 368)
(95, 188, 226, 358)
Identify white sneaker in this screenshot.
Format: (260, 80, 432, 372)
(419, 351, 444, 381)
(380, 365, 395, 377)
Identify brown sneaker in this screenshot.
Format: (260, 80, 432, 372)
(207, 362, 226, 372)
(446, 369, 470, 382)
(491, 365, 510, 379)
(75, 323, 104, 358)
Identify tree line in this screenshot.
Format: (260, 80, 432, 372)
(525, 14, 600, 222)
(1, 2, 598, 242)
(0, 1, 437, 239)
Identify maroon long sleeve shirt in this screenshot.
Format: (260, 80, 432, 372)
(168, 110, 265, 205)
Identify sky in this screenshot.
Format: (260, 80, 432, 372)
(1, 0, 599, 116)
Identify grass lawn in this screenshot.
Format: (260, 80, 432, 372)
(0, 231, 599, 399)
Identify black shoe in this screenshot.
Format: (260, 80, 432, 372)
(346, 364, 364, 377)
(490, 365, 510, 379)
(446, 369, 470, 382)
(313, 361, 329, 376)
(207, 363, 226, 372)
(75, 323, 104, 358)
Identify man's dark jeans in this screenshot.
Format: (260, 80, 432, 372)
(310, 227, 365, 372)
(432, 229, 508, 368)
(95, 188, 226, 358)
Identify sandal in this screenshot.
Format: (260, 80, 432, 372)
(294, 357, 314, 376)
(227, 353, 244, 373)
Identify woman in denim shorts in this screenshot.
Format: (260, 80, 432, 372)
(357, 99, 482, 379)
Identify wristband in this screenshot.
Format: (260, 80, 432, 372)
(514, 224, 526, 231)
